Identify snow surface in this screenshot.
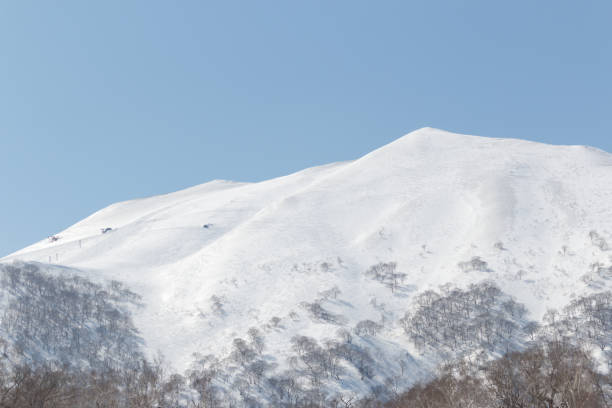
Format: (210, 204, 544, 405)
(3, 127, 612, 381)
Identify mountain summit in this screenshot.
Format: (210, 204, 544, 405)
(3, 128, 612, 384)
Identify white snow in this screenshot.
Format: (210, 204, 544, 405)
(3, 127, 612, 382)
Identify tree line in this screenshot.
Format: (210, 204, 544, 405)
(0, 262, 610, 407)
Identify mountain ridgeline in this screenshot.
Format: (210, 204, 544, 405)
(2, 128, 612, 406)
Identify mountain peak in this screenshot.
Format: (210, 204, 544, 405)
(372, 127, 611, 165)
(388, 127, 486, 150)
(3, 127, 612, 380)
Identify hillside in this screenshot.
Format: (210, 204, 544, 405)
(3, 127, 612, 401)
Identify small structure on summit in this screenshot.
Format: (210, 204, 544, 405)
(202, 224, 213, 229)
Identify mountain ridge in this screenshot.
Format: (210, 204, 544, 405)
(3, 128, 612, 384)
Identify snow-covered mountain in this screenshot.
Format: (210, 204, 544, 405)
(3, 127, 612, 396)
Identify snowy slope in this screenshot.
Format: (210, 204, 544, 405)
(3, 127, 612, 383)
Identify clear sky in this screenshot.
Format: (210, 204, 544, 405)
(1, 1, 610, 257)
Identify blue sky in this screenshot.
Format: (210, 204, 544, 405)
(1, 1, 610, 257)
